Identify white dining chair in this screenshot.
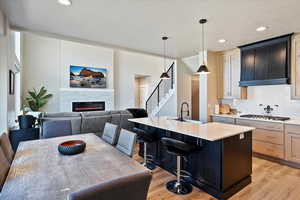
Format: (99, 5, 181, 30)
(116, 129, 136, 157)
(101, 123, 119, 145)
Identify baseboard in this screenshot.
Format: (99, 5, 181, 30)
(253, 153, 300, 169)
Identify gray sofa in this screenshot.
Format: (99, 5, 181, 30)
(39, 110, 134, 138)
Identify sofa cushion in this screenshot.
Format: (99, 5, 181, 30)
(110, 111, 121, 126)
(42, 112, 81, 118)
(81, 113, 111, 137)
(0, 133, 14, 164)
(82, 111, 111, 117)
(120, 111, 134, 131)
(41, 117, 82, 135)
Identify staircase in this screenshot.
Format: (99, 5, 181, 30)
(146, 62, 175, 116)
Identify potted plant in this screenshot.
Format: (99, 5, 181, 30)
(26, 87, 53, 118)
(18, 103, 36, 129)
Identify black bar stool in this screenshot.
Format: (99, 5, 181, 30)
(161, 137, 195, 195)
(133, 127, 157, 170)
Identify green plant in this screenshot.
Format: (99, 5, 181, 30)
(20, 103, 30, 115)
(26, 87, 53, 112)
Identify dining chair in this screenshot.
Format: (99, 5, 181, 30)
(116, 129, 137, 157)
(42, 120, 72, 139)
(68, 171, 152, 200)
(0, 133, 14, 164)
(101, 123, 119, 145)
(0, 147, 10, 191)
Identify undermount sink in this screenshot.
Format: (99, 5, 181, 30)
(170, 118, 204, 124)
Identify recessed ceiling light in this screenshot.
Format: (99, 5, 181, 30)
(256, 26, 267, 32)
(58, 0, 72, 6)
(218, 39, 226, 43)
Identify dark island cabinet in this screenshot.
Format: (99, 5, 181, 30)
(137, 124, 253, 200)
(239, 34, 292, 86)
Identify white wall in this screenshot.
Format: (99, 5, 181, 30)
(114, 50, 175, 110)
(177, 55, 199, 118)
(23, 34, 61, 112)
(0, 10, 18, 132)
(223, 85, 300, 119)
(22, 32, 177, 114)
(22, 32, 114, 112)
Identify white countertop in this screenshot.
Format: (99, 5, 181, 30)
(129, 117, 255, 141)
(211, 114, 300, 125)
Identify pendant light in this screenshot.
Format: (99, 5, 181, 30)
(160, 36, 171, 79)
(196, 19, 210, 74)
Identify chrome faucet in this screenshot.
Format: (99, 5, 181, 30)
(179, 102, 189, 121)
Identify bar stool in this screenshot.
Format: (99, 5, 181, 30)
(133, 127, 157, 170)
(161, 137, 195, 195)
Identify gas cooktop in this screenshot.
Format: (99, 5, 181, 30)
(239, 114, 290, 121)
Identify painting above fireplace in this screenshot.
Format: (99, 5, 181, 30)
(70, 65, 107, 88)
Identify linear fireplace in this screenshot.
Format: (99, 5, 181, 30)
(72, 101, 105, 112)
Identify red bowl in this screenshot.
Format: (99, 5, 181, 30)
(58, 140, 86, 155)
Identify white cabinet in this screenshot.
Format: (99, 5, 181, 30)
(291, 34, 300, 99)
(221, 50, 242, 99)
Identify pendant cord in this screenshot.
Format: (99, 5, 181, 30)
(202, 23, 205, 65)
(164, 38, 166, 72)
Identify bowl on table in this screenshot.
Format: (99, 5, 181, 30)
(58, 140, 86, 155)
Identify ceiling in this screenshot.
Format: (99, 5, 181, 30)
(1, 0, 300, 58)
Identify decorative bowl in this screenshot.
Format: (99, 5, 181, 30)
(58, 140, 86, 155)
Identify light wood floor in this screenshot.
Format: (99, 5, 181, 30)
(134, 151, 300, 200)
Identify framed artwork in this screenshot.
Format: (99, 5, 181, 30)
(9, 70, 15, 95)
(70, 65, 107, 88)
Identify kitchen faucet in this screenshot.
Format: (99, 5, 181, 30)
(179, 102, 189, 121)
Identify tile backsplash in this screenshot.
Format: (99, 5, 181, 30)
(222, 85, 300, 119)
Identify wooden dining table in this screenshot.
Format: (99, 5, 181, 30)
(1, 133, 148, 200)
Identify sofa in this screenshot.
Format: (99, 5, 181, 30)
(39, 110, 134, 138)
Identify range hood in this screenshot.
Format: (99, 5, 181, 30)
(238, 34, 293, 87)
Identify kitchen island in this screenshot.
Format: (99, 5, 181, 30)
(129, 117, 255, 200)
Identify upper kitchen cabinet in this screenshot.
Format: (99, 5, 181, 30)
(239, 34, 292, 87)
(291, 34, 300, 99)
(219, 49, 246, 99)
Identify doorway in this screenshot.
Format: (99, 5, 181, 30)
(134, 75, 150, 108)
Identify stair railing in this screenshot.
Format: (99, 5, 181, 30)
(145, 62, 175, 115)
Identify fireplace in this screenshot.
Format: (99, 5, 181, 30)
(72, 101, 105, 112)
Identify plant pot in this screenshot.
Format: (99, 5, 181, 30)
(27, 111, 42, 118)
(18, 115, 36, 129)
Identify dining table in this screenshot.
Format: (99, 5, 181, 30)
(1, 133, 148, 200)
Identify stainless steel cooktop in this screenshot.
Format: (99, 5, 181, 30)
(239, 114, 290, 121)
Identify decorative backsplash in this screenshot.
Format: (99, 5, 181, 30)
(222, 85, 300, 119)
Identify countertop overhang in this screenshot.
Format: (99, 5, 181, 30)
(129, 117, 255, 141)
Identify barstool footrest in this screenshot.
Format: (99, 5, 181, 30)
(166, 180, 193, 195)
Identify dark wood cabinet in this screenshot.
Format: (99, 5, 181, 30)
(241, 49, 255, 81)
(254, 46, 269, 80)
(268, 42, 288, 79)
(239, 34, 292, 86)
